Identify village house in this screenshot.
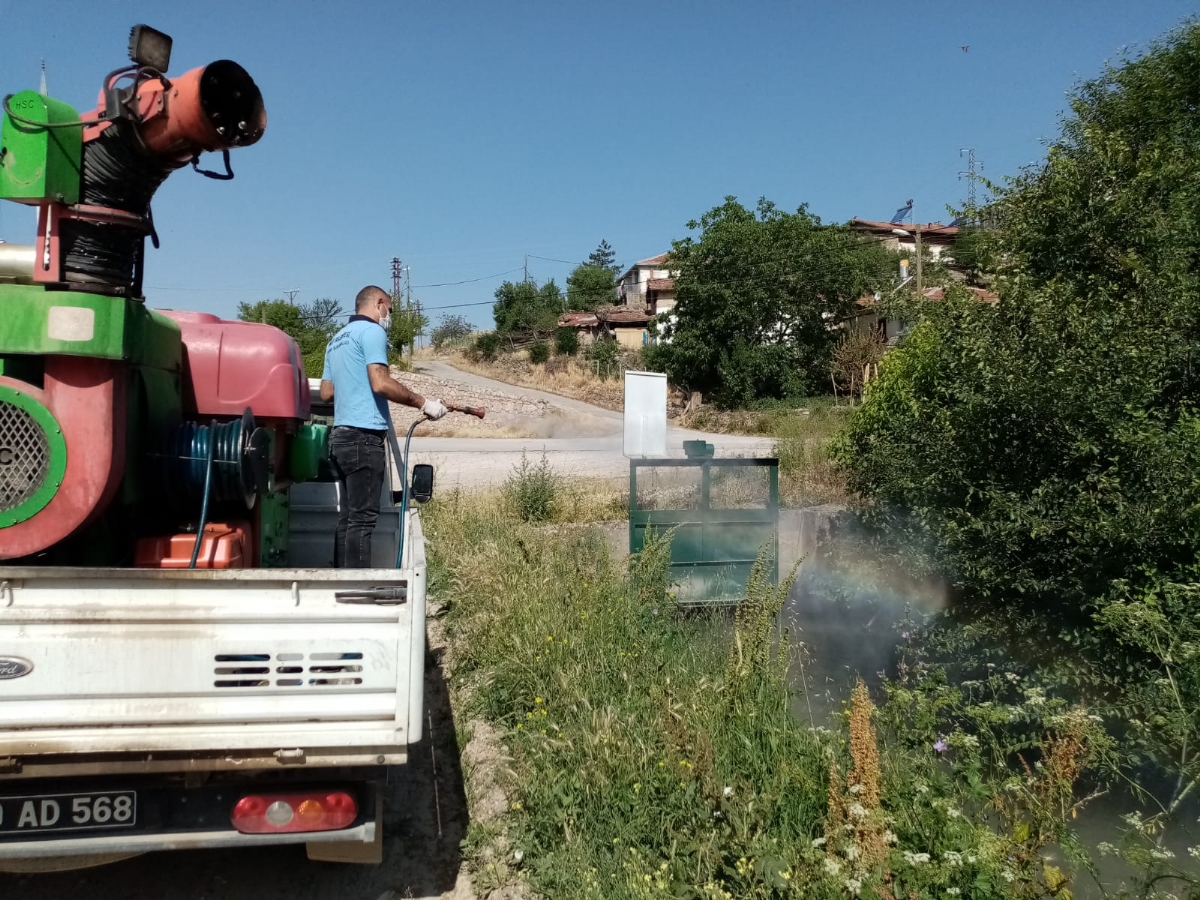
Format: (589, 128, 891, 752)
(559, 251, 679, 349)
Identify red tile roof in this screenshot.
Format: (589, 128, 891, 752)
(599, 308, 653, 325)
(850, 218, 959, 240)
(647, 277, 675, 292)
(559, 312, 599, 327)
(637, 253, 669, 266)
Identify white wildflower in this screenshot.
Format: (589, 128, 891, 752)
(946, 806, 962, 819)
(848, 783, 864, 795)
(943, 851, 963, 867)
(811, 837, 826, 848)
(1000, 870, 1016, 883)
(1150, 847, 1175, 861)
(843, 823, 855, 832)
(845, 877, 863, 896)
(849, 803, 868, 820)
(1005, 672, 1021, 683)
(946, 890, 961, 897)
(723, 786, 733, 797)
(902, 851, 931, 866)
(917, 783, 930, 794)
(823, 857, 842, 876)
(966, 853, 977, 864)
(513, 849, 524, 863)
(884, 831, 898, 845)
(844, 845, 861, 861)
(1189, 846, 1200, 860)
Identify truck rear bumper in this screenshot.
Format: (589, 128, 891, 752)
(0, 819, 375, 859)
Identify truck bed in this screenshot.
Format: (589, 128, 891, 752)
(0, 515, 427, 779)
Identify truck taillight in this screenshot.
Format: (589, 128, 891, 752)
(230, 791, 357, 834)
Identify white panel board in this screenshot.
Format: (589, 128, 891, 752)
(624, 371, 667, 458)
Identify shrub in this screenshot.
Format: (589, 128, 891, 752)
(528, 341, 550, 365)
(431, 314, 473, 349)
(503, 452, 559, 522)
(554, 326, 580, 356)
(586, 337, 621, 380)
(472, 331, 501, 361)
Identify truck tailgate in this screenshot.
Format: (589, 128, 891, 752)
(0, 530, 426, 763)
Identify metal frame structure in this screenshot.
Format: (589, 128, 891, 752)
(628, 457, 780, 605)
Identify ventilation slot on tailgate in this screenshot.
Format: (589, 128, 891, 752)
(213, 652, 365, 688)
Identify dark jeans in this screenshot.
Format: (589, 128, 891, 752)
(331, 427, 386, 568)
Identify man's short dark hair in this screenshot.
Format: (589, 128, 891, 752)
(356, 285, 390, 311)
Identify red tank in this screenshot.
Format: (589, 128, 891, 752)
(160, 311, 311, 423)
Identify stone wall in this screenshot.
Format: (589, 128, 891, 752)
(387, 368, 550, 434)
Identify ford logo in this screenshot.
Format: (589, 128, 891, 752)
(0, 657, 33, 680)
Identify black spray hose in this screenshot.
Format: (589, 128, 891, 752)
(390, 417, 424, 569)
(189, 419, 218, 569)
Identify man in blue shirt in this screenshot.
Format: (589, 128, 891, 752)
(319, 285, 447, 567)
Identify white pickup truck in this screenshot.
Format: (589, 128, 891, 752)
(0, 401, 427, 871)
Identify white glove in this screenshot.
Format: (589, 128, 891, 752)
(422, 398, 448, 420)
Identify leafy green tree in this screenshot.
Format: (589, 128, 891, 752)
(565, 263, 616, 311)
(386, 301, 428, 363)
(584, 239, 619, 274)
(554, 326, 580, 356)
(650, 197, 898, 405)
(834, 23, 1200, 804)
(430, 314, 473, 349)
(492, 279, 565, 335)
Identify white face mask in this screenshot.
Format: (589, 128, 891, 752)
(379, 311, 392, 332)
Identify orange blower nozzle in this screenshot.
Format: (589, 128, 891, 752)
(137, 60, 266, 163)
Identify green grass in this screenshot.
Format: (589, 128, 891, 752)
(426, 498, 832, 898)
(424, 487, 1124, 900)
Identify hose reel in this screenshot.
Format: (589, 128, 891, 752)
(157, 408, 270, 513)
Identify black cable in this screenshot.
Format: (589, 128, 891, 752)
(1, 93, 89, 129)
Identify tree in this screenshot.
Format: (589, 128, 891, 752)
(565, 264, 616, 311)
(647, 197, 899, 406)
(584, 239, 619, 274)
(386, 301, 428, 362)
(839, 23, 1200, 619)
(430, 314, 473, 349)
(492, 279, 565, 335)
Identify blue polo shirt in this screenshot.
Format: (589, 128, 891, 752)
(321, 316, 391, 429)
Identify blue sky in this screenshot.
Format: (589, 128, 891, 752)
(1, 1, 1196, 329)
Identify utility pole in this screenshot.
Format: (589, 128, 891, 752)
(915, 225, 923, 297)
(959, 148, 981, 222)
(523, 254, 529, 284)
(391, 257, 404, 303)
(282, 288, 299, 305)
(406, 268, 415, 357)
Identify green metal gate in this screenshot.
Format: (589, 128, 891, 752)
(629, 456, 780, 606)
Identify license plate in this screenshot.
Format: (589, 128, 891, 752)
(0, 791, 137, 834)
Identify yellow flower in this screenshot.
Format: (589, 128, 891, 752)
(535, 697, 544, 705)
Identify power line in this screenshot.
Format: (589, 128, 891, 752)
(412, 267, 523, 288)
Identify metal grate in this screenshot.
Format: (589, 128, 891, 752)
(214, 652, 365, 688)
(0, 401, 50, 513)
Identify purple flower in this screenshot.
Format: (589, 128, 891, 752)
(933, 738, 948, 753)
(901, 631, 911, 640)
